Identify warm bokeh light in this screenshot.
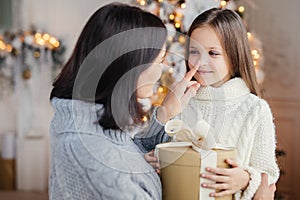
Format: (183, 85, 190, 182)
(220, 1, 227, 8)
(238, 6, 245, 13)
(175, 22, 181, 28)
(169, 14, 175, 20)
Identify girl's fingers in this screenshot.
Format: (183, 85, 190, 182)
(201, 182, 228, 190)
(205, 167, 230, 176)
(201, 173, 229, 183)
(225, 159, 239, 168)
(209, 189, 233, 197)
(260, 173, 269, 186)
(270, 183, 276, 193)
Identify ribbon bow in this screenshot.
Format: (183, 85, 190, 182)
(164, 119, 217, 150)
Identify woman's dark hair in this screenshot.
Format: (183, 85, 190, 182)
(186, 8, 260, 96)
(50, 3, 167, 130)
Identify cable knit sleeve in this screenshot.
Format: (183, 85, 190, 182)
(239, 100, 280, 200)
(53, 133, 162, 200)
(133, 106, 171, 153)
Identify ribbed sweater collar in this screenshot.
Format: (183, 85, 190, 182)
(51, 98, 130, 143)
(194, 78, 250, 101)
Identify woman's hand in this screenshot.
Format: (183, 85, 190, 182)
(200, 159, 250, 197)
(144, 150, 160, 174)
(253, 173, 276, 200)
(156, 67, 200, 123)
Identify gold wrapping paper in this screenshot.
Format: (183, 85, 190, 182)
(0, 158, 15, 190)
(158, 146, 237, 200)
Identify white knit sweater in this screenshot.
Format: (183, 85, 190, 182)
(181, 78, 280, 200)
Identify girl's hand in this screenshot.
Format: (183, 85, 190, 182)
(200, 159, 250, 197)
(144, 150, 160, 174)
(156, 67, 200, 123)
(253, 173, 276, 200)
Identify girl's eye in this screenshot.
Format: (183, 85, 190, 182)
(209, 51, 220, 57)
(189, 49, 200, 55)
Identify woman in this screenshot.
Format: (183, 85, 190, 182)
(49, 3, 180, 199)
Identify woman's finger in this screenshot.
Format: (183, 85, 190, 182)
(184, 67, 197, 82)
(147, 150, 155, 156)
(144, 151, 158, 162)
(181, 83, 200, 106)
(149, 161, 160, 169)
(174, 67, 198, 92)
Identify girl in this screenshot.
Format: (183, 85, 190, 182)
(49, 3, 199, 200)
(142, 8, 279, 200)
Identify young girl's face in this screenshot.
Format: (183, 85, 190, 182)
(188, 26, 231, 87)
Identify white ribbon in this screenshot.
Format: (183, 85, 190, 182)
(164, 119, 216, 150)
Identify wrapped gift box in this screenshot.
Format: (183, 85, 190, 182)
(158, 145, 237, 200)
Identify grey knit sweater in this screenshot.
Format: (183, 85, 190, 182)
(49, 98, 167, 200)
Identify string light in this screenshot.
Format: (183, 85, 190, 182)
(238, 6, 245, 13)
(253, 53, 260, 60)
(220, 1, 227, 8)
(142, 116, 148, 122)
(140, 0, 146, 6)
(33, 50, 41, 58)
(174, 22, 181, 28)
(247, 32, 252, 39)
(6, 44, 13, 52)
(169, 14, 175, 20)
(178, 35, 186, 44)
(167, 36, 174, 42)
(0, 28, 64, 68)
(175, 12, 183, 18)
(0, 40, 6, 50)
(180, 3, 186, 9)
(253, 60, 257, 67)
(158, 87, 164, 93)
(42, 33, 50, 41)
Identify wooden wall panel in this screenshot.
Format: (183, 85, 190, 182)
(247, 0, 300, 198)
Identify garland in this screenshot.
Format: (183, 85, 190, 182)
(0, 26, 65, 82)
